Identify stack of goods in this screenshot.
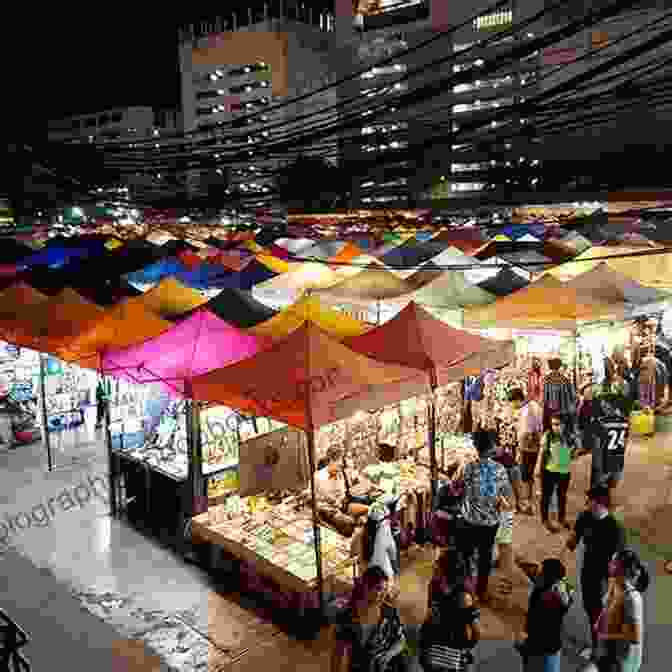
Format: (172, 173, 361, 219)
(435, 383, 463, 436)
(399, 397, 428, 455)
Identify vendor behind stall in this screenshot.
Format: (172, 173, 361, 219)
(316, 447, 371, 519)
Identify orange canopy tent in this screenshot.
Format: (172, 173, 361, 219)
(191, 321, 430, 432)
(56, 300, 173, 370)
(0, 288, 106, 354)
(125, 277, 208, 320)
(463, 275, 623, 330)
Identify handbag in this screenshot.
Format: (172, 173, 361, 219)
(420, 643, 470, 671)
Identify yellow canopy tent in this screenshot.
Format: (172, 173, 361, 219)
(545, 245, 672, 285)
(248, 294, 371, 341)
(255, 253, 291, 274)
(125, 277, 208, 320)
(463, 275, 624, 330)
(252, 261, 342, 306)
(56, 300, 173, 370)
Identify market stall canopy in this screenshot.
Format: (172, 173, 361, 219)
(124, 258, 187, 288)
(555, 231, 592, 254)
(255, 253, 291, 274)
(0, 288, 106, 353)
(0, 283, 50, 325)
(273, 238, 316, 254)
(19, 244, 103, 269)
(546, 245, 648, 282)
(313, 263, 417, 301)
(252, 262, 341, 305)
(463, 275, 623, 330)
(300, 240, 349, 261)
(125, 277, 208, 320)
(403, 262, 445, 290)
(191, 322, 431, 431)
(344, 302, 514, 387)
(407, 268, 497, 310)
(248, 295, 371, 341)
(0, 240, 33, 265)
(201, 288, 278, 328)
(561, 262, 671, 309)
(218, 259, 279, 291)
(329, 242, 366, 265)
(476, 266, 530, 296)
(211, 251, 254, 272)
(103, 308, 270, 397)
(427, 247, 492, 286)
(332, 254, 389, 280)
(56, 301, 173, 370)
(428, 229, 487, 255)
(379, 238, 442, 272)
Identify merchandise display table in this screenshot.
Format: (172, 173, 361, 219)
(192, 499, 355, 615)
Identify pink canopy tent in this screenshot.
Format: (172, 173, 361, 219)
(101, 308, 272, 397)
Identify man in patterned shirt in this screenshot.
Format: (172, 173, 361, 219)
(460, 428, 513, 603)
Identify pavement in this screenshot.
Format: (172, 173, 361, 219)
(1, 428, 670, 670)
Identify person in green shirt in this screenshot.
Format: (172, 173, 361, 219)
(536, 413, 575, 533)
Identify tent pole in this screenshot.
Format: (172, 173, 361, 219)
(185, 383, 205, 525)
(39, 353, 53, 472)
(306, 428, 325, 617)
(428, 384, 438, 503)
(102, 374, 117, 517)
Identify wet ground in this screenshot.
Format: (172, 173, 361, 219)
(1, 427, 670, 670)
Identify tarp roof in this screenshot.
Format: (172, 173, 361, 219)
(126, 277, 208, 320)
(345, 302, 514, 387)
(103, 309, 270, 397)
(211, 251, 254, 272)
(499, 249, 553, 269)
(248, 295, 371, 341)
(429, 229, 486, 255)
(217, 259, 278, 290)
(314, 263, 416, 301)
(403, 262, 445, 290)
(0, 240, 33, 265)
(330, 242, 366, 265)
(19, 244, 103, 269)
(201, 288, 278, 328)
(301, 240, 349, 260)
(0, 283, 50, 328)
(379, 238, 442, 270)
(191, 322, 431, 431)
(546, 245, 645, 282)
(562, 262, 671, 307)
(476, 267, 530, 296)
(464, 275, 623, 330)
(125, 258, 186, 287)
(273, 238, 316, 254)
(255, 253, 291, 274)
(57, 300, 173, 370)
(253, 262, 341, 303)
(556, 231, 593, 254)
(408, 268, 497, 310)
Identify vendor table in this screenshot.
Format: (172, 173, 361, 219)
(192, 500, 355, 617)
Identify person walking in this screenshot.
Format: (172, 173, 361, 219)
(460, 428, 512, 604)
(332, 566, 408, 672)
(419, 548, 480, 672)
(596, 548, 649, 672)
(515, 558, 575, 672)
(537, 414, 576, 533)
(564, 484, 626, 663)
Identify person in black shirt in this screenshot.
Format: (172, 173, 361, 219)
(564, 483, 626, 662)
(515, 558, 575, 672)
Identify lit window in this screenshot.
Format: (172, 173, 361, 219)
(474, 10, 513, 32)
(451, 182, 485, 192)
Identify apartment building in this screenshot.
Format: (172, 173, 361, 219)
(178, 4, 341, 203)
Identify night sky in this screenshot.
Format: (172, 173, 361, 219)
(7, 2, 335, 130)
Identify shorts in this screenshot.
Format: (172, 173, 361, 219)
(520, 452, 539, 483)
(607, 470, 624, 484)
(495, 511, 514, 545)
(506, 464, 522, 483)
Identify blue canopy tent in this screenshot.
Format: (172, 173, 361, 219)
(124, 257, 187, 288)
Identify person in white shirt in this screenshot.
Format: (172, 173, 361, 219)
(316, 447, 370, 518)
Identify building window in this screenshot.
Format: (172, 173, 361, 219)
(452, 98, 513, 114)
(197, 90, 223, 100)
(451, 182, 485, 192)
(451, 162, 489, 174)
(474, 9, 513, 32)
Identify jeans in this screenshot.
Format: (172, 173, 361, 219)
(541, 470, 571, 523)
(459, 521, 499, 598)
(524, 651, 561, 672)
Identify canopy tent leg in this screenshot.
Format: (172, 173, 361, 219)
(185, 386, 206, 554)
(427, 389, 438, 503)
(38, 353, 53, 472)
(306, 429, 326, 618)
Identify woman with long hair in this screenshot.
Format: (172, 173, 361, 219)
(597, 548, 649, 672)
(331, 566, 407, 672)
(357, 497, 401, 591)
(420, 548, 480, 671)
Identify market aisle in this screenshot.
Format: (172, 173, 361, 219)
(2, 433, 670, 670)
